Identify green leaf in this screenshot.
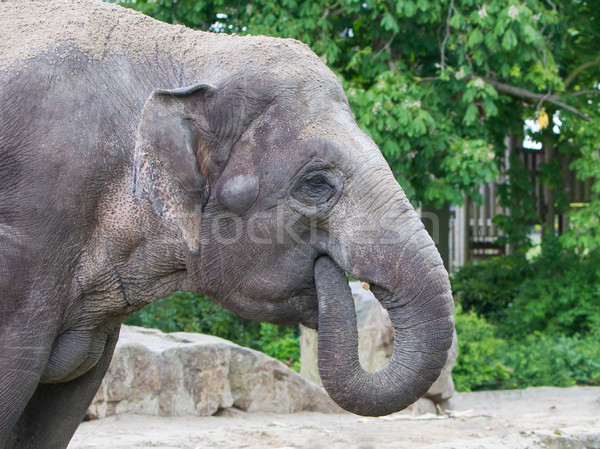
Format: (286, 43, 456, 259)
(463, 103, 478, 125)
(501, 28, 518, 50)
(381, 12, 400, 32)
(509, 64, 522, 77)
(483, 98, 498, 117)
(449, 12, 464, 29)
(417, 0, 429, 12)
(467, 29, 484, 48)
(397, 0, 417, 17)
(412, 115, 427, 135)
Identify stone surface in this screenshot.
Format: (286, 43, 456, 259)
(73, 386, 600, 449)
(422, 427, 600, 449)
(87, 325, 340, 419)
(300, 281, 457, 405)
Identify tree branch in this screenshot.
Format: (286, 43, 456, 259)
(569, 89, 600, 96)
(475, 75, 591, 120)
(536, 90, 552, 114)
(440, 0, 455, 70)
(374, 32, 397, 59)
(564, 60, 600, 87)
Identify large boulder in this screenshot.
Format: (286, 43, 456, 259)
(300, 282, 458, 409)
(87, 325, 340, 419)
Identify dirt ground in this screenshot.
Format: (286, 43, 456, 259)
(69, 386, 600, 449)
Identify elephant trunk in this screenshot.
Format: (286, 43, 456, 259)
(314, 214, 454, 416)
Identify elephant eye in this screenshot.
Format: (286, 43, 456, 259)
(292, 173, 336, 204)
(308, 175, 328, 186)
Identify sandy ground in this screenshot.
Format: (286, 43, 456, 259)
(69, 386, 600, 449)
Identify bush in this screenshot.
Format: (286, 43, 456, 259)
(451, 254, 532, 322)
(501, 332, 600, 388)
(500, 243, 600, 339)
(255, 323, 301, 371)
(452, 304, 513, 391)
(124, 291, 262, 348)
(453, 304, 600, 391)
(452, 242, 600, 339)
(452, 243, 600, 391)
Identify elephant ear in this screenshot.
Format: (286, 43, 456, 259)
(133, 83, 220, 253)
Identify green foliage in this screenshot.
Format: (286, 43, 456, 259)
(453, 305, 600, 392)
(494, 149, 539, 251)
(125, 292, 301, 371)
(345, 72, 499, 207)
(560, 116, 600, 253)
(500, 332, 600, 389)
(452, 242, 600, 339)
(500, 242, 600, 339)
(451, 254, 532, 321)
(452, 304, 513, 391)
(255, 323, 301, 371)
(562, 200, 600, 254)
(124, 292, 262, 348)
(453, 244, 600, 391)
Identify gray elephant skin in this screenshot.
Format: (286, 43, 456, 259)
(0, 1, 454, 448)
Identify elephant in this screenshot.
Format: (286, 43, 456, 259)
(0, 1, 454, 447)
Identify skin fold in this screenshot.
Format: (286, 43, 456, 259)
(0, 1, 454, 448)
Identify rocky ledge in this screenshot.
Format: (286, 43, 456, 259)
(87, 325, 340, 419)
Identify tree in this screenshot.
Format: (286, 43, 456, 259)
(118, 0, 600, 253)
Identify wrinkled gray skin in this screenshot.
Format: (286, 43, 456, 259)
(0, 2, 454, 448)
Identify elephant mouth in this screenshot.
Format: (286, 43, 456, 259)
(298, 299, 319, 329)
(233, 287, 320, 328)
(271, 290, 319, 329)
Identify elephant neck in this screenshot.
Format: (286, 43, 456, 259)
(70, 178, 189, 324)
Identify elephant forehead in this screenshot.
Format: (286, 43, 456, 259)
(296, 117, 382, 166)
(298, 115, 369, 149)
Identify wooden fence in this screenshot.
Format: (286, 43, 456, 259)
(447, 142, 593, 272)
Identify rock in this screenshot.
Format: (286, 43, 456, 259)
(299, 281, 457, 406)
(535, 429, 592, 449)
(351, 282, 395, 372)
(299, 326, 320, 385)
(536, 428, 600, 449)
(406, 397, 438, 416)
(87, 325, 340, 419)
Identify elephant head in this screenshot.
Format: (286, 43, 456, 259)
(133, 42, 454, 416)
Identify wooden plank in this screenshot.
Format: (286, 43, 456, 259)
(490, 183, 497, 237)
(482, 184, 489, 238)
(473, 195, 479, 242)
(464, 197, 471, 264)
